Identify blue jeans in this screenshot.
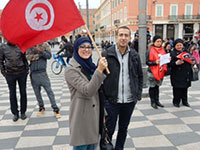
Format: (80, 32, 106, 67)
(104, 102, 136, 150)
(5, 72, 28, 115)
(73, 144, 95, 150)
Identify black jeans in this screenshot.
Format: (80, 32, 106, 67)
(173, 87, 188, 105)
(5, 72, 28, 115)
(149, 85, 159, 103)
(104, 101, 136, 150)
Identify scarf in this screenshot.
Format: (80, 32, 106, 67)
(149, 46, 167, 81)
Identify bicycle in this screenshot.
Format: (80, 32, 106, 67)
(51, 54, 66, 75)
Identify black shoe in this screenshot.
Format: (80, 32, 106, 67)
(37, 106, 45, 115)
(151, 103, 158, 109)
(21, 114, 27, 120)
(13, 115, 19, 122)
(173, 103, 180, 108)
(183, 103, 190, 107)
(156, 102, 164, 107)
(53, 109, 61, 118)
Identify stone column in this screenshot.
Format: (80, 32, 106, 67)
(178, 23, 183, 38)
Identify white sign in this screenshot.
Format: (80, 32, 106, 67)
(160, 53, 170, 66)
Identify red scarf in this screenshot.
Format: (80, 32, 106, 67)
(149, 46, 167, 81)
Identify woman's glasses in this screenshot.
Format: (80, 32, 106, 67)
(79, 45, 92, 50)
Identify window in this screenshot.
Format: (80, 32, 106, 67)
(170, 4, 178, 20)
(185, 4, 193, 19)
(170, 4, 178, 16)
(155, 25, 163, 38)
(115, 0, 118, 7)
(120, 8, 123, 23)
(199, 5, 200, 15)
(156, 4, 163, 17)
(124, 6, 127, 22)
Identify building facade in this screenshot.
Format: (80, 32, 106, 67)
(95, 0, 200, 44)
(150, 0, 200, 41)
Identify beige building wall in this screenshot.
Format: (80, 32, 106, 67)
(95, 0, 200, 44)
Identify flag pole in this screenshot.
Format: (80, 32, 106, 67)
(84, 24, 110, 74)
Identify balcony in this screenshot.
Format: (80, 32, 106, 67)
(137, 15, 152, 20)
(168, 15, 178, 21)
(180, 15, 200, 19)
(168, 15, 200, 21)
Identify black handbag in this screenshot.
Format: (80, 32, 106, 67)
(100, 124, 114, 150)
(192, 65, 199, 81)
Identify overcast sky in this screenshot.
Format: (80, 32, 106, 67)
(0, 0, 100, 9)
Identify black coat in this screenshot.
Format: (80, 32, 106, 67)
(0, 44, 28, 75)
(101, 45, 143, 103)
(170, 49, 193, 88)
(57, 42, 73, 58)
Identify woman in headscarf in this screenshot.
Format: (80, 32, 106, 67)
(65, 37, 107, 150)
(146, 35, 167, 109)
(164, 42, 172, 76)
(170, 38, 195, 107)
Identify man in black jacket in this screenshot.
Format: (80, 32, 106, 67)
(56, 39, 73, 65)
(102, 26, 143, 150)
(0, 42, 29, 122)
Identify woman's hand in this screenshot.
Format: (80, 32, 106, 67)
(176, 59, 184, 65)
(34, 46, 42, 53)
(156, 59, 160, 64)
(97, 57, 108, 73)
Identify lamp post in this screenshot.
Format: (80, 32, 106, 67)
(86, 0, 90, 30)
(138, 0, 148, 88)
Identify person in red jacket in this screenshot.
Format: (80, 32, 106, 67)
(146, 36, 168, 109)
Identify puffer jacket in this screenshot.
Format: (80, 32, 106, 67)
(0, 43, 28, 75)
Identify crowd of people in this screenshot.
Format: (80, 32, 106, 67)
(0, 26, 200, 150)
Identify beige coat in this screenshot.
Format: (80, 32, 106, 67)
(65, 58, 106, 146)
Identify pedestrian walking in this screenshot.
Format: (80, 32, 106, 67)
(65, 37, 107, 150)
(101, 26, 143, 150)
(170, 38, 195, 107)
(189, 43, 200, 68)
(146, 36, 168, 109)
(0, 42, 29, 122)
(26, 42, 61, 118)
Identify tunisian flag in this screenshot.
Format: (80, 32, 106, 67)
(177, 52, 195, 64)
(1, 0, 85, 53)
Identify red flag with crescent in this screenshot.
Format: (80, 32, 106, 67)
(176, 52, 195, 64)
(0, 0, 85, 53)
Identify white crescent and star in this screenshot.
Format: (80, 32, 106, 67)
(25, 0, 55, 31)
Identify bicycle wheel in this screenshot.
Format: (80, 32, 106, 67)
(51, 60, 63, 75)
